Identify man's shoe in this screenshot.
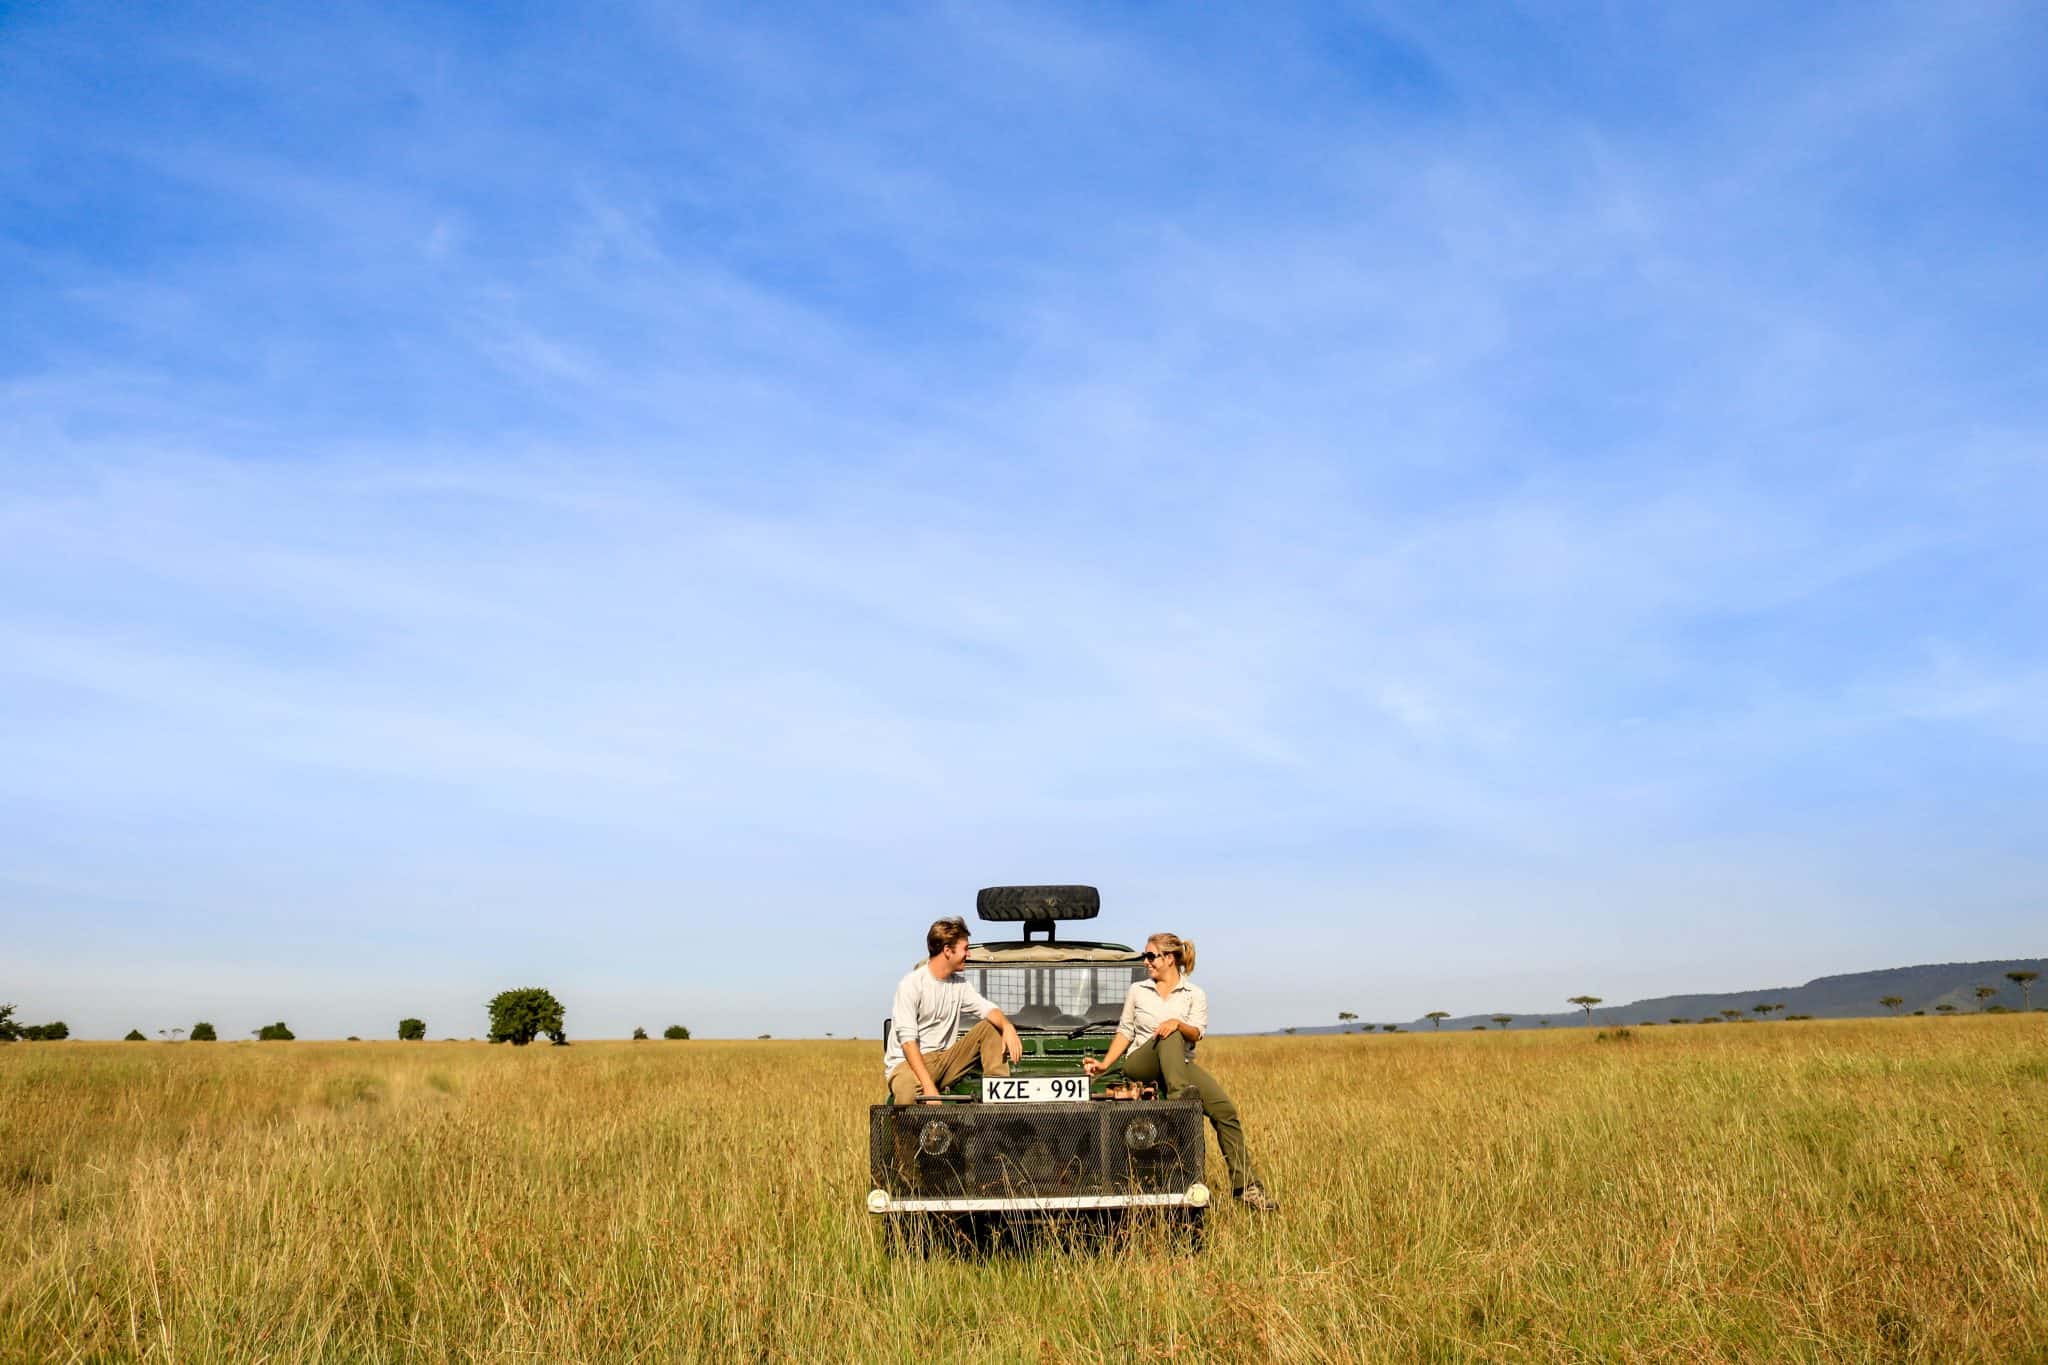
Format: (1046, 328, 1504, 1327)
(1235, 1183, 1279, 1212)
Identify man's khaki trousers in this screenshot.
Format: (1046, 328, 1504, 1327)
(887, 1018, 1009, 1104)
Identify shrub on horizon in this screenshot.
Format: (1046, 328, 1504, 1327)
(487, 988, 565, 1046)
(398, 1018, 426, 1041)
(633, 1027, 649, 1040)
(254, 1022, 295, 1041)
(124, 1028, 147, 1041)
(190, 1022, 217, 1042)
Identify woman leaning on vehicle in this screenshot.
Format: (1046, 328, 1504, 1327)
(1082, 932, 1278, 1211)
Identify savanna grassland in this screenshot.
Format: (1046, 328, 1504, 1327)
(4, 1018, 2046, 1363)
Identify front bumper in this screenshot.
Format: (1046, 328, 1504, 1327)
(866, 1184, 1210, 1215)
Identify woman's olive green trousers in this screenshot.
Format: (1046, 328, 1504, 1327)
(1120, 1036, 1261, 1191)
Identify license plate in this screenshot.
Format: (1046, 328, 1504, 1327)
(982, 1075, 1091, 1103)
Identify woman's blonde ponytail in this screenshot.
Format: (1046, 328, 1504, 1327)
(1147, 933, 1196, 975)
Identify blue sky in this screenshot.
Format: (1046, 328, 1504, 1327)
(4, 1, 2044, 1039)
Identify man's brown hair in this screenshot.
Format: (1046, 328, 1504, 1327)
(926, 916, 971, 958)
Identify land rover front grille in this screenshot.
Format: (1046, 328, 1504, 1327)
(869, 1100, 1202, 1198)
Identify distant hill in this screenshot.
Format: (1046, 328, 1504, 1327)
(1276, 958, 2048, 1034)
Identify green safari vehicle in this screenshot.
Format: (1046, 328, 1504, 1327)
(867, 886, 1209, 1249)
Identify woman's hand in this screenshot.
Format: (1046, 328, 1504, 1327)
(1082, 1057, 1105, 1078)
(1154, 1018, 1180, 1038)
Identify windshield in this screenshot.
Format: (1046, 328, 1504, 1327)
(967, 964, 1146, 1031)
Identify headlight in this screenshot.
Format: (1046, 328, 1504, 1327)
(918, 1120, 954, 1156)
(1125, 1119, 1159, 1151)
(866, 1188, 890, 1214)
(1185, 1182, 1210, 1209)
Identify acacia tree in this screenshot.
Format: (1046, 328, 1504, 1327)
(1337, 1012, 1358, 1030)
(632, 1027, 649, 1040)
(190, 1022, 217, 1042)
(398, 1018, 426, 1041)
(1720, 1009, 1743, 1021)
(1568, 996, 1602, 1025)
(1424, 1011, 1450, 1031)
(1879, 995, 1904, 1014)
(1973, 985, 2000, 1009)
(2007, 971, 2038, 1011)
(487, 988, 565, 1045)
(663, 1024, 690, 1040)
(1935, 1003, 1957, 1014)
(1491, 1015, 1513, 1029)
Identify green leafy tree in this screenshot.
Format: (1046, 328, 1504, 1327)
(1973, 985, 2000, 1009)
(1282, 1027, 1297, 1036)
(1879, 995, 1904, 1014)
(1337, 1011, 1357, 1028)
(2006, 971, 2038, 1011)
(0, 1003, 18, 1042)
(663, 1024, 690, 1040)
(254, 1021, 295, 1040)
(398, 1018, 426, 1041)
(632, 1026, 649, 1040)
(1491, 1015, 1513, 1029)
(1934, 1003, 1956, 1015)
(1568, 996, 1602, 1025)
(1381, 1024, 1400, 1033)
(124, 1028, 147, 1041)
(21, 1021, 69, 1040)
(1752, 1004, 1773, 1018)
(1424, 1011, 1450, 1030)
(1668, 1017, 1688, 1025)
(190, 1022, 217, 1042)
(1720, 1009, 1743, 1021)
(487, 988, 566, 1046)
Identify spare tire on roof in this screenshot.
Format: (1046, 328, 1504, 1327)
(976, 885, 1101, 922)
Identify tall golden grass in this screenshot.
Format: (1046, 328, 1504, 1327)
(4, 1017, 2045, 1362)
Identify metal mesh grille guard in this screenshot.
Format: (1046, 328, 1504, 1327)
(870, 1100, 1203, 1199)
